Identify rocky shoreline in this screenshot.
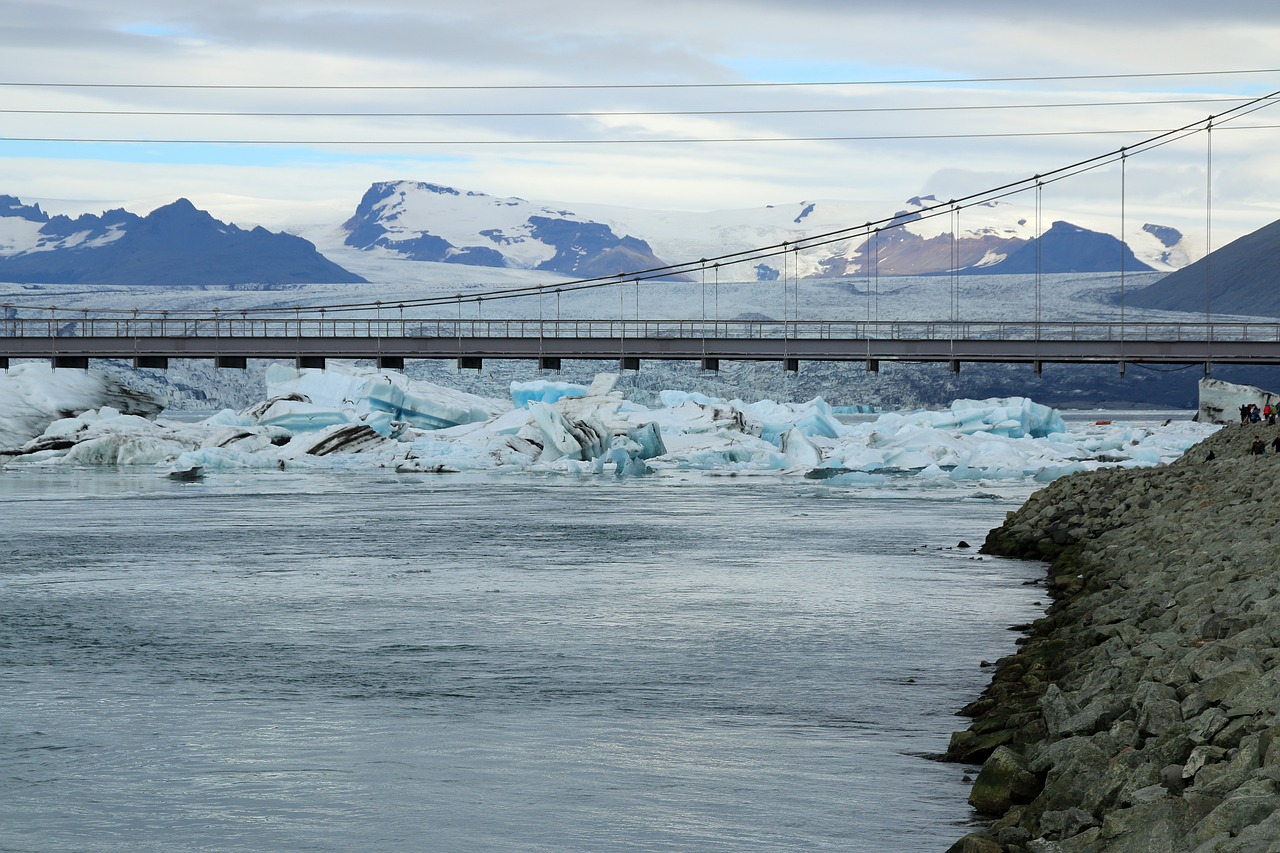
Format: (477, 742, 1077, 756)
(945, 423, 1280, 852)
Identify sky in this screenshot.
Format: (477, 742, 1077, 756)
(3, 0, 1280, 247)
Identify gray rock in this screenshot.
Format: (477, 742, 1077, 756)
(1139, 697, 1185, 737)
(969, 745, 1040, 814)
(1184, 744, 1227, 780)
(1039, 807, 1099, 840)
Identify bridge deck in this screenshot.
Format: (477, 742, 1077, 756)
(4, 319, 1280, 368)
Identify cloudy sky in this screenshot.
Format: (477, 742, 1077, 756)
(3, 0, 1280, 244)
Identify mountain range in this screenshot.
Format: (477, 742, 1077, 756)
(329, 182, 1194, 282)
(0, 182, 1214, 289)
(0, 196, 364, 285)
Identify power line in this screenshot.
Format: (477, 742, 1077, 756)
(1, 68, 1278, 91)
(12, 87, 1280, 318)
(0, 95, 1265, 120)
(3, 124, 1277, 146)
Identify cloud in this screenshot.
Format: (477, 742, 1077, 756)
(0, 0, 1277, 246)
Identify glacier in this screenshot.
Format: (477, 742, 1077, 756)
(0, 362, 1217, 486)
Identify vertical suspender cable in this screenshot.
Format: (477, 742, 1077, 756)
(873, 228, 880, 326)
(793, 245, 799, 327)
(952, 203, 961, 325)
(782, 242, 789, 348)
(701, 260, 707, 329)
(700, 260, 707, 359)
(714, 263, 720, 332)
(1206, 119, 1214, 341)
(864, 228, 872, 327)
(1035, 179, 1043, 339)
(1120, 149, 1127, 348)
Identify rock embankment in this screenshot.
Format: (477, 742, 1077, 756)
(946, 423, 1280, 852)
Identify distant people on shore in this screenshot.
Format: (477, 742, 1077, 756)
(1239, 403, 1269, 424)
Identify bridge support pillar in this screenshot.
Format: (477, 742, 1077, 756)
(52, 356, 89, 369)
(458, 356, 483, 370)
(297, 356, 326, 370)
(215, 356, 247, 369)
(377, 356, 404, 370)
(784, 358, 799, 373)
(1204, 361, 1213, 376)
(1032, 360, 1042, 375)
(1118, 361, 1126, 377)
(539, 356, 561, 371)
(949, 359, 960, 373)
(701, 357, 719, 372)
(134, 356, 168, 369)
(620, 356, 640, 372)
(865, 358, 878, 373)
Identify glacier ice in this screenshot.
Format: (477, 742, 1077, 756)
(0, 363, 165, 452)
(0, 362, 1217, 487)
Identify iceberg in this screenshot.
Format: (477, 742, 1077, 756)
(0, 363, 164, 452)
(264, 363, 508, 431)
(510, 379, 590, 408)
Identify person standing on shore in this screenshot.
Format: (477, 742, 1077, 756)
(1251, 436, 1266, 455)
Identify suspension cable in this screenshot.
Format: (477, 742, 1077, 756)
(18, 89, 1280, 319)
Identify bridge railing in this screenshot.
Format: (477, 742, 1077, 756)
(3, 315, 1280, 342)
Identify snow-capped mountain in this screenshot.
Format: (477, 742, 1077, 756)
(341, 182, 680, 279)
(1129, 216, 1280, 317)
(330, 183, 1196, 283)
(0, 196, 365, 285)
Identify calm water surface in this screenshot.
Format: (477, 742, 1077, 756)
(1, 470, 1045, 852)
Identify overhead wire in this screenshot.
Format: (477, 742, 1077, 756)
(1, 67, 1278, 90)
(0, 95, 1266, 119)
(3, 124, 1279, 147)
(8, 85, 1280, 319)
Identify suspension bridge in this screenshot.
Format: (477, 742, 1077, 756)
(2, 89, 1278, 376)
(4, 316, 1280, 375)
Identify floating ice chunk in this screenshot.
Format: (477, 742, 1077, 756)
(780, 427, 822, 468)
(287, 423, 389, 457)
(170, 446, 290, 472)
(255, 398, 353, 432)
(517, 374, 635, 464)
(946, 397, 1066, 438)
(8, 406, 194, 466)
(658, 389, 724, 408)
(511, 380, 589, 408)
(645, 400, 751, 436)
(743, 397, 847, 443)
(652, 430, 785, 470)
(0, 363, 164, 451)
(200, 408, 255, 428)
(61, 432, 190, 466)
(627, 421, 667, 460)
(264, 363, 507, 430)
(527, 401, 592, 461)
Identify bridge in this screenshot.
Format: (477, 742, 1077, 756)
(3, 93, 1278, 378)
(3, 315, 1280, 374)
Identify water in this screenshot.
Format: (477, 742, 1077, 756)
(1, 471, 1047, 852)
